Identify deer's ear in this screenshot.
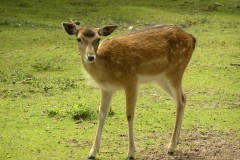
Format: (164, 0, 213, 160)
(98, 25, 118, 36)
(62, 22, 78, 35)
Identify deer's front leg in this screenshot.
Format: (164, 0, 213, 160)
(88, 90, 113, 159)
(125, 84, 137, 160)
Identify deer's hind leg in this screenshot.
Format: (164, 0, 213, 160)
(156, 75, 186, 155)
(125, 83, 138, 160)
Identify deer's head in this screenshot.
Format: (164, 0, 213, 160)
(63, 21, 118, 63)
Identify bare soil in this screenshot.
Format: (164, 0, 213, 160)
(138, 131, 240, 160)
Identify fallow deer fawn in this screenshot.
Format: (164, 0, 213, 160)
(63, 21, 196, 160)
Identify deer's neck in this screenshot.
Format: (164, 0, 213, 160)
(81, 56, 108, 83)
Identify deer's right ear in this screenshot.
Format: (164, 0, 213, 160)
(98, 25, 118, 36)
(62, 23, 78, 35)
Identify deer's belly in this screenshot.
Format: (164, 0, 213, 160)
(137, 73, 166, 83)
(97, 82, 122, 92)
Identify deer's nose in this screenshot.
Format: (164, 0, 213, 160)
(87, 54, 96, 61)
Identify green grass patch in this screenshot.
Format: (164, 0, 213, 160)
(46, 103, 96, 120)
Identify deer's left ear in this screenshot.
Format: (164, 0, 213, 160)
(62, 22, 78, 35)
(98, 25, 118, 36)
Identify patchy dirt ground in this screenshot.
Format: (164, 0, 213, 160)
(139, 131, 240, 160)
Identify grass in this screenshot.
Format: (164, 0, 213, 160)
(46, 103, 96, 120)
(0, 0, 240, 159)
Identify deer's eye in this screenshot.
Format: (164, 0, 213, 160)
(76, 38, 82, 43)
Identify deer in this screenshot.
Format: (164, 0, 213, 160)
(62, 20, 196, 160)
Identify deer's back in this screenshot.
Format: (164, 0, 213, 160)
(97, 26, 194, 75)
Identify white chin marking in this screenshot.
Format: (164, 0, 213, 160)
(84, 58, 95, 63)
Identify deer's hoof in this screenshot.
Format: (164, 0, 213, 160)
(126, 157, 135, 160)
(87, 155, 95, 159)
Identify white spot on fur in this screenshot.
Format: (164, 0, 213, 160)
(182, 48, 186, 52)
